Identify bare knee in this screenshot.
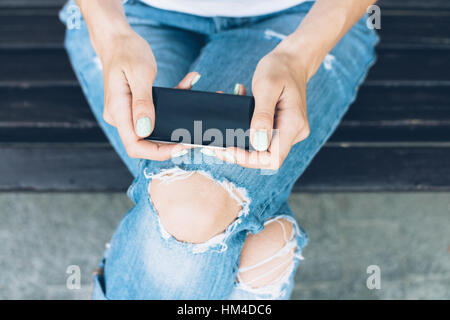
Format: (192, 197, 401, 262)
(238, 218, 296, 288)
(149, 171, 242, 244)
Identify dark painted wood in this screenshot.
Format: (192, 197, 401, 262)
(1, 85, 449, 143)
(2, 9, 450, 49)
(369, 48, 450, 81)
(377, 11, 450, 49)
(1, 0, 449, 9)
(1, 144, 449, 192)
(0, 13, 65, 49)
(0, 49, 75, 83)
(0, 144, 134, 191)
(294, 146, 450, 192)
(2, 47, 450, 84)
(1, 0, 449, 192)
(0, 0, 66, 7)
(378, 0, 450, 10)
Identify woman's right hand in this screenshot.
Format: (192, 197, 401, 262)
(99, 30, 197, 160)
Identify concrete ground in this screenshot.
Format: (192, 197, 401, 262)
(0, 192, 448, 300)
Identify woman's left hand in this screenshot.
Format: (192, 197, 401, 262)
(215, 47, 311, 170)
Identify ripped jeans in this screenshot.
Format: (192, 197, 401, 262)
(59, 0, 378, 299)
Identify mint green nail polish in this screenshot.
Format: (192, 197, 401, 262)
(136, 117, 151, 137)
(233, 83, 241, 95)
(252, 130, 269, 151)
(191, 74, 201, 86)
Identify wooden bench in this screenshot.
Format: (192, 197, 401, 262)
(1, 0, 450, 192)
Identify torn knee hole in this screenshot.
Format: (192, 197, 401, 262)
(147, 168, 249, 245)
(237, 218, 296, 289)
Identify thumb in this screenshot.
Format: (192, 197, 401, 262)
(127, 70, 156, 138)
(250, 81, 280, 151)
(133, 93, 155, 138)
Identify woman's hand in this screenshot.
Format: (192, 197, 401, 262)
(214, 0, 379, 170)
(100, 30, 198, 160)
(215, 46, 311, 170)
(76, 0, 196, 161)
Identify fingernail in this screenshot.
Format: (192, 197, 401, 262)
(252, 130, 269, 151)
(233, 83, 241, 95)
(172, 149, 189, 158)
(223, 152, 235, 163)
(191, 74, 201, 86)
(200, 147, 215, 156)
(136, 117, 152, 137)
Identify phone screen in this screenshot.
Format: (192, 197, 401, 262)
(147, 87, 255, 150)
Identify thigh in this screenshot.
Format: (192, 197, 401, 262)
(60, 0, 204, 177)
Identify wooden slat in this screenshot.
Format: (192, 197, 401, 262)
(1, 85, 449, 143)
(1, 0, 449, 192)
(0, 14, 64, 49)
(377, 11, 450, 49)
(0, 86, 105, 142)
(2, 47, 450, 85)
(368, 48, 450, 82)
(377, 0, 450, 10)
(333, 85, 450, 142)
(294, 145, 450, 192)
(1, 0, 449, 10)
(331, 126, 450, 143)
(1, 144, 449, 192)
(0, 0, 66, 7)
(0, 144, 133, 191)
(0, 49, 74, 83)
(1, 10, 450, 50)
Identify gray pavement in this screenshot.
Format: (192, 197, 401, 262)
(0, 192, 449, 299)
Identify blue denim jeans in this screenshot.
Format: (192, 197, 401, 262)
(60, 0, 378, 299)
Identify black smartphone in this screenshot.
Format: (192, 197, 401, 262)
(147, 87, 255, 150)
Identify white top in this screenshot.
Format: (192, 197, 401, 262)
(140, 0, 309, 17)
